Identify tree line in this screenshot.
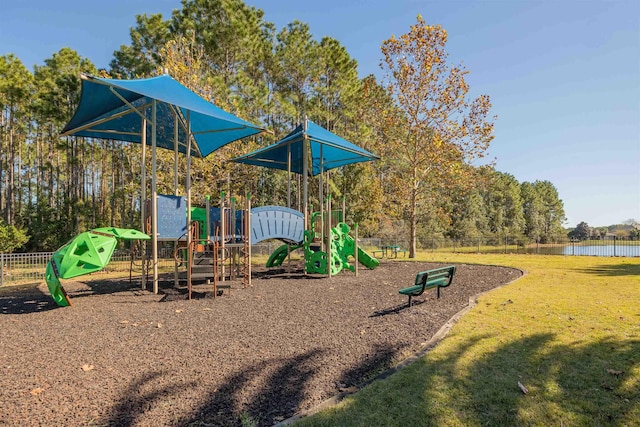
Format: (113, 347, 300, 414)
(568, 220, 640, 241)
(0, 0, 565, 253)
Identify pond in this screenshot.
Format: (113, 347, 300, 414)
(561, 244, 640, 257)
(520, 244, 640, 257)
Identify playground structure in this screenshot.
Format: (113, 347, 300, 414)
(45, 228, 150, 306)
(146, 192, 253, 299)
(267, 203, 380, 274)
(144, 191, 379, 299)
(43, 191, 378, 306)
(56, 74, 380, 305)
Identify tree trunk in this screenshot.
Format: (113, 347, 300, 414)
(0, 109, 5, 222)
(100, 146, 108, 223)
(16, 133, 23, 224)
(7, 111, 15, 225)
(25, 132, 31, 222)
(409, 166, 418, 258)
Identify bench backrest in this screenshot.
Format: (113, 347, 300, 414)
(415, 265, 456, 287)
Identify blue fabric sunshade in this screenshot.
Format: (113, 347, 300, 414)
(61, 74, 265, 157)
(231, 120, 379, 176)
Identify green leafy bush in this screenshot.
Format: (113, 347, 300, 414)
(0, 221, 29, 253)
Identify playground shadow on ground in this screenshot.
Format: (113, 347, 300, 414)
(102, 342, 403, 427)
(0, 283, 58, 314)
(253, 266, 329, 281)
(61, 276, 153, 299)
(369, 300, 425, 317)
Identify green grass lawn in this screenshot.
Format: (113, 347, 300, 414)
(295, 253, 640, 427)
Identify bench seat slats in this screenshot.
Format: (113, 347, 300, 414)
(399, 278, 447, 295)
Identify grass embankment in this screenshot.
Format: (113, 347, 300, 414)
(295, 254, 640, 426)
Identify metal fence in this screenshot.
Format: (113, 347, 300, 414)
(358, 235, 639, 257)
(413, 236, 640, 257)
(1, 237, 638, 287)
(0, 243, 302, 287)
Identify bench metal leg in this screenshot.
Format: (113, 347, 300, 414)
(408, 295, 412, 307)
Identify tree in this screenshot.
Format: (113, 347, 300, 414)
(521, 181, 545, 241)
(311, 37, 360, 128)
(533, 180, 566, 241)
(379, 15, 495, 257)
(598, 227, 608, 239)
(170, 0, 273, 115)
(5, 5, 579, 251)
(272, 20, 319, 125)
(345, 75, 401, 235)
(0, 220, 29, 253)
(447, 187, 488, 240)
(0, 54, 34, 226)
(483, 171, 525, 237)
(110, 13, 171, 77)
(568, 221, 590, 241)
(32, 49, 97, 238)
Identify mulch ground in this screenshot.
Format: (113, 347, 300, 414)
(0, 260, 522, 427)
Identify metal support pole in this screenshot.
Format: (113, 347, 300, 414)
(174, 240, 179, 288)
(286, 145, 292, 273)
(151, 100, 158, 295)
(327, 194, 332, 278)
(302, 117, 309, 230)
(205, 195, 211, 286)
(140, 117, 147, 290)
(186, 111, 192, 299)
(302, 118, 309, 276)
(230, 197, 237, 281)
(174, 114, 179, 195)
(319, 145, 324, 220)
(287, 144, 291, 209)
(319, 145, 324, 252)
(206, 195, 211, 241)
(220, 191, 226, 282)
(246, 194, 252, 287)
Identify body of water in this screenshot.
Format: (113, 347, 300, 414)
(561, 244, 640, 257)
(519, 244, 640, 257)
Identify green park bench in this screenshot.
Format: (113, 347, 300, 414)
(399, 265, 456, 307)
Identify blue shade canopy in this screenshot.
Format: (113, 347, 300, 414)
(61, 74, 265, 157)
(231, 120, 379, 176)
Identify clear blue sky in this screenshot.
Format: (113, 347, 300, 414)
(1, 0, 638, 228)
